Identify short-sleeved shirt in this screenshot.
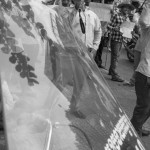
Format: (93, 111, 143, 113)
(135, 26, 150, 77)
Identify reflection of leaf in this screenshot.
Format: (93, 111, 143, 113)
(28, 78, 39, 84)
(0, 35, 5, 44)
(29, 72, 37, 78)
(12, 0, 22, 10)
(6, 0, 12, 10)
(12, 14, 35, 39)
(41, 29, 47, 38)
(1, 2, 39, 86)
(9, 55, 17, 64)
(6, 37, 16, 45)
(22, 28, 35, 38)
(26, 9, 34, 21)
(28, 65, 35, 71)
(36, 22, 44, 29)
(11, 15, 22, 27)
(0, 19, 5, 29)
(11, 45, 24, 52)
(1, 46, 11, 54)
(20, 71, 27, 78)
(15, 64, 22, 72)
(6, 29, 15, 37)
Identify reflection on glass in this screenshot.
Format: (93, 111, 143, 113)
(0, 0, 146, 150)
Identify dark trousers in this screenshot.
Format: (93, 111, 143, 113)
(94, 36, 106, 67)
(131, 72, 150, 134)
(109, 39, 122, 76)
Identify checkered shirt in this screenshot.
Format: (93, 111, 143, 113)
(107, 13, 127, 42)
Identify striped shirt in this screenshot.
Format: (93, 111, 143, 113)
(107, 13, 127, 42)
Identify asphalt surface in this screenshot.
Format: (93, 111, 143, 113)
(100, 47, 150, 149)
(0, 48, 150, 150)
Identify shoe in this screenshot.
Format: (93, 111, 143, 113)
(70, 110, 86, 119)
(108, 69, 118, 76)
(111, 76, 124, 82)
(141, 129, 150, 136)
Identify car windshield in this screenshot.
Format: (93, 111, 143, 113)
(0, 0, 145, 150)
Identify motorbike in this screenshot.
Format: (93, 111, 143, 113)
(122, 28, 140, 62)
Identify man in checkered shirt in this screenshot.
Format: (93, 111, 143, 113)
(107, 2, 135, 82)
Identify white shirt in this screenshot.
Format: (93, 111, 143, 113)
(135, 6, 150, 77)
(71, 7, 102, 50)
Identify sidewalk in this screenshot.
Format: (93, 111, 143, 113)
(100, 48, 150, 149)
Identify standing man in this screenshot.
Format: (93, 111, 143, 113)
(107, 2, 134, 82)
(70, 0, 102, 58)
(131, 3, 150, 137)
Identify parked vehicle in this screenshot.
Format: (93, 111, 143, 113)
(0, 1, 146, 150)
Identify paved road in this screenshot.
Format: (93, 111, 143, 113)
(100, 47, 150, 149)
(0, 47, 150, 150)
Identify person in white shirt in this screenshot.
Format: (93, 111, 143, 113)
(130, 2, 150, 137)
(70, 0, 102, 58)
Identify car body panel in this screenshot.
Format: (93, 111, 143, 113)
(0, 1, 146, 150)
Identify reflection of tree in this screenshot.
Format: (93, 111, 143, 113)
(0, 1, 39, 85)
(1, 0, 35, 37)
(9, 52, 39, 85)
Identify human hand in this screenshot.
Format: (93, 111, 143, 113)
(89, 48, 96, 59)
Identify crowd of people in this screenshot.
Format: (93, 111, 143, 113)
(43, 0, 142, 83)
(42, 0, 150, 138)
(0, 0, 150, 140)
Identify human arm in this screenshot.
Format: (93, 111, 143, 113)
(107, 14, 120, 32)
(92, 16, 102, 51)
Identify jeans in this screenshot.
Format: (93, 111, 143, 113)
(131, 72, 150, 134)
(109, 39, 122, 76)
(94, 36, 105, 67)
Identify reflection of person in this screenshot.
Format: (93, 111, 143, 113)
(131, 4, 150, 137)
(70, 0, 102, 58)
(107, 2, 134, 82)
